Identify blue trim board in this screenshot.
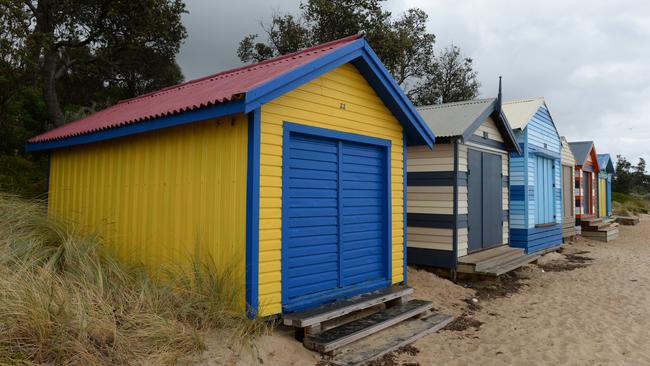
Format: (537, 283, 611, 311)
(467, 135, 507, 150)
(510, 224, 562, 254)
(280, 121, 393, 313)
(408, 171, 468, 186)
(403, 131, 408, 284)
(245, 108, 261, 317)
(26, 100, 246, 152)
(408, 213, 468, 229)
(407, 247, 456, 269)
(28, 37, 435, 153)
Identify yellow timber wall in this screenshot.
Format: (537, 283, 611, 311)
(258, 63, 405, 316)
(48, 116, 249, 303)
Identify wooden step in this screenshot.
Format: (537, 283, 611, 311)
(615, 216, 640, 225)
(458, 245, 518, 265)
(582, 228, 619, 242)
(476, 252, 541, 276)
(474, 249, 527, 272)
(283, 286, 413, 328)
(329, 312, 454, 366)
(304, 299, 432, 353)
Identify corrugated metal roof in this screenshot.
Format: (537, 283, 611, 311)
(29, 35, 362, 143)
(416, 98, 496, 137)
(569, 141, 594, 166)
(502, 97, 546, 130)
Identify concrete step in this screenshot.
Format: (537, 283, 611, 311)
(304, 299, 432, 353)
(283, 285, 413, 328)
(329, 312, 454, 365)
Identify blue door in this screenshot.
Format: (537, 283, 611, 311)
(535, 156, 555, 224)
(282, 127, 390, 312)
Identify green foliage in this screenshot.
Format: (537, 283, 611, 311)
(613, 155, 649, 194)
(237, 0, 440, 86)
(0, 0, 189, 198)
(612, 192, 649, 215)
(0, 194, 270, 364)
(408, 45, 480, 105)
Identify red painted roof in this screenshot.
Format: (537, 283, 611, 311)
(29, 34, 362, 143)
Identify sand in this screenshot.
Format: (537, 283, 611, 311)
(204, 216, 650, 365)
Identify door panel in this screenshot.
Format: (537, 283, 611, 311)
(284, 131, 388, 310)
(468, 149, 503, 252)
(599, 178, 607, 217)
(481, 152, 503, 248)
(467, 150, 483, 251)
(535, 156, 554, 224)
(583, 171, 591, 215)
(562, 166, 573, 218)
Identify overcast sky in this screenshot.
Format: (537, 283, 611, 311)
(177, 0, 650, 164)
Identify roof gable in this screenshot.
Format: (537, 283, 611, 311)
(27, 35, 434, 152)
(416, 98, 521, 153)
(569, 141, 600, 171)
(502, 97, 546, 130)
(597, 154, 615, 174)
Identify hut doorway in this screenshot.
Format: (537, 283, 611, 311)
(583, 171, 592, 215)
(467, 149, 503, 252)
(281, 128, 391, 312)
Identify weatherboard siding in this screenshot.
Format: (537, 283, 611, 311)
(508, 105, 562, 253)
(48, 116, 249, 306)
(561, 139, 576, 238)
(406, 124, 510, 261)
(258, 63, 404, 316)
(473, 116, 504, 142)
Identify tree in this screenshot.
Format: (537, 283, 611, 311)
(0, 0, 187, 128)
(237, 0, 435, 86)
(408, 45, 480, 105)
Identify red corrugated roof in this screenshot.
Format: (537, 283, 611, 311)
(29, 34, 363, 143)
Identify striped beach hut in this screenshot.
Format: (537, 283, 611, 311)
(503, 98, 563, 254)
(597, 154, 615, 217)
(406, 93, 522, 274)
(569, 141, 600, 223)
(26, 35, 435, 317)
(560, 137, 577, 239)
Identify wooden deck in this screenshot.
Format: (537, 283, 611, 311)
(457, 245, 542, 276)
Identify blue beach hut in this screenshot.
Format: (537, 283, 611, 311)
(503, 98, 563, 253)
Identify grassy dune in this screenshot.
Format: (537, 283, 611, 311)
(0, 194, 269, 365)
(612, 192, 650, 216)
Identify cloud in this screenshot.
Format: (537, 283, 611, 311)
(178, 0, 650, 164)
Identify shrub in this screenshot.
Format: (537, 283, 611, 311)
(0, 194, 270, 365)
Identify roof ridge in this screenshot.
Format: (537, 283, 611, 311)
(118, 34, 364, 105)
(503, 97, 545, 105)
(416, 97, 495, 111)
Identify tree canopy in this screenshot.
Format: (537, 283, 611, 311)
(0, 0, 188, 196)
(614, 155, 649, 194)
(236, 0, 479, 104)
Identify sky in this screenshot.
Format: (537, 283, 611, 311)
(177, 0, 650, 164)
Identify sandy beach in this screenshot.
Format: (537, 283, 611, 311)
(207, 216, 650, 365)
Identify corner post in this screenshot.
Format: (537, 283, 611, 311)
(246, 108, 261, 318)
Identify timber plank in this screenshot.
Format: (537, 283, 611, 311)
(304, 299, 432, 353)
(329, 312, 453, 366)
(283, 286, 413, 327)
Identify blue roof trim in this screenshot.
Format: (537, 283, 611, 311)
(25, 100, 246, 152)
(245, 108, 261, 318)
(26, 38, 435, 152)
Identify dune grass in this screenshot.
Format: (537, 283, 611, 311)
(0, 194, 270, 365)
(612, 192, 650, 216)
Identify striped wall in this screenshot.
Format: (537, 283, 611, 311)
(575, 152, 597, 218)
(407, 116, 510, 265)
(258, 63, 405, 316)
(509, 105, 563, 253)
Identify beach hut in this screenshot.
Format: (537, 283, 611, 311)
(597, 154, 615, 217)
(560, 137, 577, 239)
(502, 98, 563, 254)
(25, 35, 436, 318)
(569, 141, 600, 222)
(406, 91, 530, 276)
